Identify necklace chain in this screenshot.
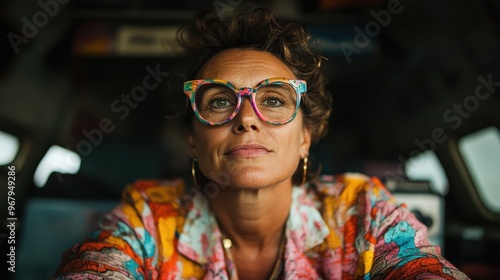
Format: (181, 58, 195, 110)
(220, 228, 286, 280)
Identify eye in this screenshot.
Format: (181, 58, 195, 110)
(263, 97, 284, 107)
(196, 84, 236, 112)
(210, 98, 232, 108)
(257, 83, 295, 109)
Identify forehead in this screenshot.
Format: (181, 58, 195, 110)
(197, 49, 296, 87)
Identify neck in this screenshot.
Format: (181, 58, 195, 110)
(209, 182, 292, 251)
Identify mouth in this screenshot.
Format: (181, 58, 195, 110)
(224, 144, 270, 157)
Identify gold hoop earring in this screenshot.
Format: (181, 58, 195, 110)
(191, 159, 198, 187)
(301, 156, 308, 186)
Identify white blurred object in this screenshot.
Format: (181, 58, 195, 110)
(0, 130, 20, 165)
(458, 126, 500, 213)
(404, 150, 448, 195)
(33, 145, 81, 188)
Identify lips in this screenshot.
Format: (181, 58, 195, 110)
(224, 144, 270, 156)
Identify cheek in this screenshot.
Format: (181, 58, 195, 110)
(275, 126, 304, 154)
(193, 125, 225, 156)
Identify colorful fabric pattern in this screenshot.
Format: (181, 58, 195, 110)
(53, 173, 469, 279)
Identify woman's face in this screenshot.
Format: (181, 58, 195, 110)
(187, 49, 311, 189)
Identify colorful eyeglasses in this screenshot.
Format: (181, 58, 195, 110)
(183, 78, 307, 126)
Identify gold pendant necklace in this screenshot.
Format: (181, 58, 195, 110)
(222, 237, 233, 249)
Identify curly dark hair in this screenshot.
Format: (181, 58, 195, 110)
(177, 7, 332, 185)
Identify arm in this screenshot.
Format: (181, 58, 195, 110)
(367, 180, 469, 279)
(53, 203, 150, 279)
(53, 180, 185, 279)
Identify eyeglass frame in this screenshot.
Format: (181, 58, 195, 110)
(183, 77, 307, 126)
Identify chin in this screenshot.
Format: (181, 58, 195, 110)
(202, 163, 293, 190)
(225, 173, 292, 190)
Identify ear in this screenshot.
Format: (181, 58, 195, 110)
(300, 126, 312, 158)
(184, 127, 197, 159)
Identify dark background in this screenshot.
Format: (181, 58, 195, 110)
(1, 0, 500, 279)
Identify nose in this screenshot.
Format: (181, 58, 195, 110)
(232, 97, 260, 132)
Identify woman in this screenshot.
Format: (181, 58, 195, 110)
(54, 7, 468, 280)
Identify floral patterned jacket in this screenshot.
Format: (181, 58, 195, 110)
(53, 173, 469, 279)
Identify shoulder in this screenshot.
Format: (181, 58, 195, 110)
(120, 178, 193, 213)
(312, 172, 394, 203)
(54, 179, 192, 278)
(116, 178, 191, 226)
(122, 178, 187, 204)
(309, 172, 402, 224)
